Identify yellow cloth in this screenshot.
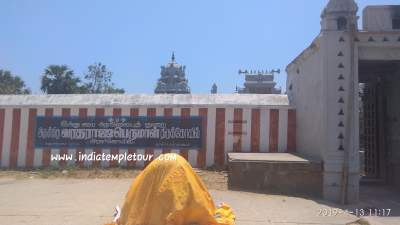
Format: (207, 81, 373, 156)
(109, 153, 235, 225)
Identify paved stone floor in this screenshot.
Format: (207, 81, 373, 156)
(0, 178, 368, 225)
(348, 184, 400, 225)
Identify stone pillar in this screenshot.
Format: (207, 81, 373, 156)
(320, 0, 360, 204)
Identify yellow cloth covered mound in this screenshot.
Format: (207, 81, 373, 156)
(106, 153, 235, 225)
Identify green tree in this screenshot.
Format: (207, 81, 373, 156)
(0, 70, 31, 94)
(41, 65, 87, 94)
(84, 62, 125, 94)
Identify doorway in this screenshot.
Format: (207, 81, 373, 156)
(359, 60, 400, 185)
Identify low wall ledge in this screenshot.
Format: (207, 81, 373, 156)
(0, 94, 292, 108)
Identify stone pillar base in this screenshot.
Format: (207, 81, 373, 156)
(323, 171, 360, 204)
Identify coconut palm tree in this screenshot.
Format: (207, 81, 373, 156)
(41, 65, 86, 94)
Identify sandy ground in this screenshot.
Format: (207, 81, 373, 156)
(0, 170, 398, 225)
(0, 168, 228, 191)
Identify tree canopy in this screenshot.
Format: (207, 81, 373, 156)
(0, 70, 31, 94)
(40, 65, 86, 94)
(84, 62, 125, 94)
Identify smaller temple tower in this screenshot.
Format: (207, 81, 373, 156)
(211, 83, 218, 94)
(237, 69, 281, 94)
(154, 53, 190, 94)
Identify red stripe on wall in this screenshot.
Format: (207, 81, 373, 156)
(162, 108, 173, 154)
(287, 109, 296, 153)
(233, 108, 243, 152)
(144, 108, 156, 167)
(197, 108, 208, 168)
(127, 108, 138, 168)
(42, 108, 53, 167)
(269, 109, 279, 153)
(92, 108, 105, 167)
(0, 109, 5, 167)
(180, 108, 190, 160)
(9, 109, 21, 168)
(110, 108, 122, 167)
(215, 108, 225, 167)
(251, 109, 260, 153)
(76, 108, 87, 168)
(58, 108, 71, 167)
(25, 109, 37, 168)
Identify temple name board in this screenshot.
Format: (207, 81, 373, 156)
(34, 116, 202, 149)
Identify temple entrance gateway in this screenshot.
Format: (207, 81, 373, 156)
(359, 60, 400, 185)
(286, 0, 400, 203)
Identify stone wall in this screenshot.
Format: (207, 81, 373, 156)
(0, 94, 296, 169)
(286, 38, 324, 161)
(228, 153, 323, 197)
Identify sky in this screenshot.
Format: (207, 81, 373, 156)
(1, 0, 399, 94)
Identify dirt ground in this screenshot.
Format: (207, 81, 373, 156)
(0, 168, 228, 190)
(0, 169, 397, 225)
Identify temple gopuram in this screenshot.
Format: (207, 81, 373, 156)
(154, 53, 190, 94)
(237, 69, 281, 94)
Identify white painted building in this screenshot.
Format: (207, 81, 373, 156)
(287, 0, 400, 203)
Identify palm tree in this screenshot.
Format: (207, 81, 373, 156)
(41, 65, 86, 94)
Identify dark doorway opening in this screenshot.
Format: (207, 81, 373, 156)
(359, 60, 400, 187)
